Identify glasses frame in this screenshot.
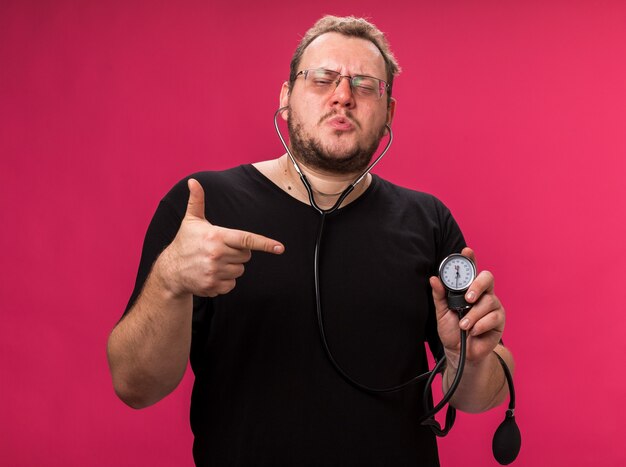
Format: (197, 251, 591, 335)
(295, 68, 390, 100)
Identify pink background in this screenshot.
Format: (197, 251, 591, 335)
(2, 1, 625, 465)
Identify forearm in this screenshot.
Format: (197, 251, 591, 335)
(107, 251, 193, 409)
(443, 344, 514, 413)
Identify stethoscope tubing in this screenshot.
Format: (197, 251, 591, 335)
(272, 106, 519, 458)
(273, 107, 467, 424)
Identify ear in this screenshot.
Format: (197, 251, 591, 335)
(384, 97, 396, 135)
(279, 81, 290, 121)
(386, 97, 396, 126)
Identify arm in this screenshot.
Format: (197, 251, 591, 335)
(107, 179, 284, 409)
(106, 250, 193, 409)
(442, 343, 514, 413)
(430, 247, 514, 413)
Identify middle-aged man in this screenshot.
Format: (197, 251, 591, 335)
(108, 15, 515, 466)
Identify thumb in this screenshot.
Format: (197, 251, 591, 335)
(185, 178, 206, 220)
(461, 246, 476, 268)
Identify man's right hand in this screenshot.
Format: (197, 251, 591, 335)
(157, 178, 285, 298)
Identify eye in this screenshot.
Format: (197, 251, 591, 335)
(308, 70, 338, 86)
(352, 77, 378, 95)
(312, 78, 334, 86)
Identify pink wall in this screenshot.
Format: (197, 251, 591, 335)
(2, 1, 625, 465)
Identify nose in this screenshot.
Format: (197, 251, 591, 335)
(330, 76, 355, 108)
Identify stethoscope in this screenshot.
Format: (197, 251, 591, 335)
(274, 106, 521, 464)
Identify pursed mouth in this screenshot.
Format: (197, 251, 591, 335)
(325, 114, 358, 131)
(319, 111, 360, 129)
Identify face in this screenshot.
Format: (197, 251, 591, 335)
(280, 32, 395, 175)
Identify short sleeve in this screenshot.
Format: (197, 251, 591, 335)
(121, 179, 189, 317)
(425, 199, 466, 359)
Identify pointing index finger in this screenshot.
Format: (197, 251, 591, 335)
(223, 228, 285, 254)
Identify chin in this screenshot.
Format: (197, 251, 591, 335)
(323, 145, 360, 159)
(315, 152, 373, 174)
(288, 117, 380, 174)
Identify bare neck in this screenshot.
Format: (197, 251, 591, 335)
(253, 154, 371, 210)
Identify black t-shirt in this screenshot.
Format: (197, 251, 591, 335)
(125, 165, 466, 466)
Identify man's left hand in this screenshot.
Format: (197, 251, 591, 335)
(429, 247, 505, 367)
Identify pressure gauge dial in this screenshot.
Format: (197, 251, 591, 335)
(439, 254, 476, 293)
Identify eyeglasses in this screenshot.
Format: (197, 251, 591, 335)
(295, 68, 389, 100)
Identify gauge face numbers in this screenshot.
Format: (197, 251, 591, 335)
(439, 254, 476, 292)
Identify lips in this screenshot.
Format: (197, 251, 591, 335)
(326, 115, 355, 131)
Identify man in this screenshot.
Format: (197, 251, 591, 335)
(107, 15, 514, 466)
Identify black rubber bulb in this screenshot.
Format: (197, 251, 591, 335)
(492, 410, 521, 465)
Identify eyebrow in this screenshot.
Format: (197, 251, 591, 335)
(308, 67, 384, 80)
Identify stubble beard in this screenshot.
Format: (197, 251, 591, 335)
(287, 110, 386, 175)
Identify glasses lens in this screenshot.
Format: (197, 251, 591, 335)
(351, 76, 384, 99)
(305, 69, 340, 91)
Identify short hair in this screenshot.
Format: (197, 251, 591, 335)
(288, 15, 401, 103)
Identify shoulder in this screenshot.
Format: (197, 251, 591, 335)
(374, 176, 466, 260)
(373, 175, 451, 216)
(162, 165, 254, 204)
(159, 165, 276, 226)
